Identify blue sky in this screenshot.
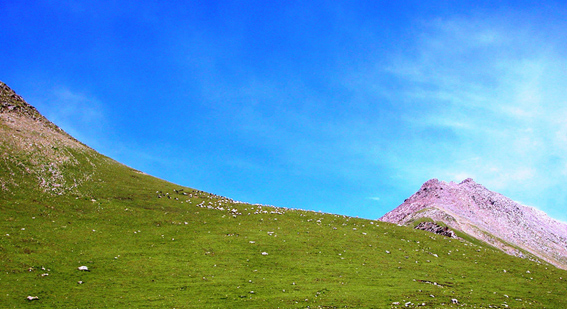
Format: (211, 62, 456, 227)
(2, 1, 567, 222)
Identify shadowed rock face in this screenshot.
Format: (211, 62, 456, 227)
(380, 178, 567, 270)
(414, 221, 457, 238)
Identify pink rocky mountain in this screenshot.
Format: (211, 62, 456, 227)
(380, 178, 567, 270)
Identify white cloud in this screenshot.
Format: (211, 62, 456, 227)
(375, 15, 567, 218)
(50, 88, 105, 124)
(34, 86, 108, 150)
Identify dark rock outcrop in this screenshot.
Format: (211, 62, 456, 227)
(414, 221, 457, 238)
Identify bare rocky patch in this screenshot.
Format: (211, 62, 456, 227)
(1, 81, 96, 195)
(414, 221, 457, 238)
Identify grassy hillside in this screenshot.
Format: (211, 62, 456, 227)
(2, 83, 567, 307)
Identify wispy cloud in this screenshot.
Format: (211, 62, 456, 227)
(378, 15, 567, 218)
(34, 86, 107, 150)
(51, 88, 105, 123)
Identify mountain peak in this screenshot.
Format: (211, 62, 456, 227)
(460, 177, 475, 184)
(0, 81, 83, 143)
(421, 178, 442, 187)
(380, 178, 567, 269)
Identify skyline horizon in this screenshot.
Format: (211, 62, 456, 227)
(3, 1, 567, 222)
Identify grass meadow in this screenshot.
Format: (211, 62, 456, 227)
(1, 146, 567, 308)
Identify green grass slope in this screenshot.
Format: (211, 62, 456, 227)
(1, 83, 567, 308)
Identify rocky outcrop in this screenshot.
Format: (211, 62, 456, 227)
(380, 178, 567, 270)
(414, 221, 457, 238)
(1, 81, 52, 124)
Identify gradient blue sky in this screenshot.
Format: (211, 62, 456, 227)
(2, 1, 567, 222)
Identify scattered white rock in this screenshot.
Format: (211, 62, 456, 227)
(77, 266, 89, 271)
(261, 252, 268, 256)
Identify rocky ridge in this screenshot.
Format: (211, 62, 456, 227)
(2, 82, 42, 117)
(380, 178, 567, 270)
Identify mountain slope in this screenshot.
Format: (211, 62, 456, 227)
(1, 81, 96, 195)
(2, 81, 567, 308)
(380, 178, 567, 270)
